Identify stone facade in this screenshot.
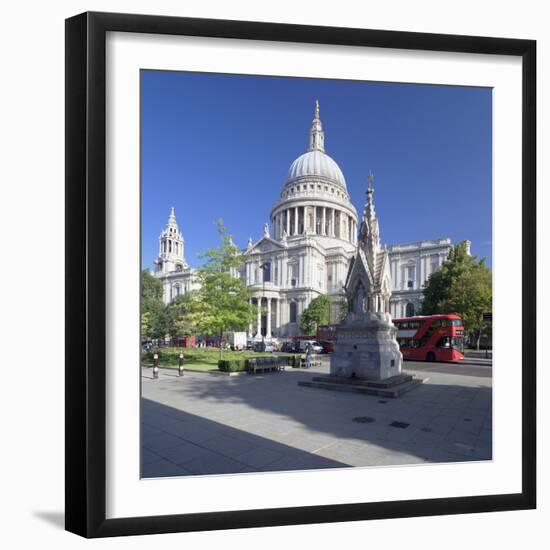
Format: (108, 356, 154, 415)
(152, 102, 462, 336)
(153, 207, 199, 304)
(240, 101, 358, 339)
(388, 238, 456, 318)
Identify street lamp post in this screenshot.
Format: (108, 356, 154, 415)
(260, 262, 268, 346)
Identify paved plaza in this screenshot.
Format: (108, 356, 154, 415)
(141, 358, 492, 478)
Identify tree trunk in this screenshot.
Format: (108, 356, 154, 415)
(219, 331, 223, 360)
(475, 330, 481, 350)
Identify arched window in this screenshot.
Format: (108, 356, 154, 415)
(406, 303, 415, 317)
(289, 302, 297, 323)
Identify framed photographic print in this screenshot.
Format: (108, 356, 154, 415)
(65, 11, 536, 538)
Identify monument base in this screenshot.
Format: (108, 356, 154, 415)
(330, 311, 403, 381)
(298, 373, 425, 398)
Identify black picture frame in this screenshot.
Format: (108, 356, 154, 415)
(65, 11, 536, 538)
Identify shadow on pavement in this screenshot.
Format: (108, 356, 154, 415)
(141, 364, 492, 478)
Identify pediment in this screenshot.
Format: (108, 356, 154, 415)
(246, 236, 286, 255)
(345, 250, 374, 292)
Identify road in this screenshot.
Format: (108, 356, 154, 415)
(403, 359, 492, 379)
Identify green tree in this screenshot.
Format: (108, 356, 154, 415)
(165, 292, 198, 338)
(421, 241, 492, 348)
(299, 295, 331, 335)
(141, 269, 166, 340)
(190, 221, 253, 358)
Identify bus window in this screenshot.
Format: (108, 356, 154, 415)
(451, 337, 464, 352)
(436, 337, 451, 348)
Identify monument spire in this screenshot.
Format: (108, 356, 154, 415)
(308, 99, 325, 152)
(359, 171, 381, 259)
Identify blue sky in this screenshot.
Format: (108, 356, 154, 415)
(141, 70, 492, 269)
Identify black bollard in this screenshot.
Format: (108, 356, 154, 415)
(152, 352, 159, 379)
(178, 352, 184, 377)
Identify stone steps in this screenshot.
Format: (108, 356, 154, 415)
(310, 373, 414, 389)
(298, 375, 425, 398)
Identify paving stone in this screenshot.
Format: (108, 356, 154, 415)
(181, 453, 257, 475)
(200, 434, 258, 458)
(235, 446, 285, 468)
(142, 432, 187, 451)
(155, 441, 215, 464)
(141, 362, 492, 475)
(141, 459, 191, 478)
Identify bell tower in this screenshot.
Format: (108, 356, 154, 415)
(155, 207, 186, 274)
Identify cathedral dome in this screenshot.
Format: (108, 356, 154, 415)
(286, 149, 347, 189)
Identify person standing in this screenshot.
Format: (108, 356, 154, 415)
(305, 343, 312, 369)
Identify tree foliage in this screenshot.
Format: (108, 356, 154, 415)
(165, 292, 198, 338)
(421, 241, 492, 348)
(189, 221, 253, 357)
(299, 294, 331, 335)
(141, 269, 166, 339)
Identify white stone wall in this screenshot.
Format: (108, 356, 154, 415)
(388, 238, 452, 318)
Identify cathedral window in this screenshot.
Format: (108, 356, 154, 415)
(406, 303, 415, 317)
(289, 302, 297, 323)
(262, 261, 271, 282)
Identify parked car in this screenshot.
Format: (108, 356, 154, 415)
(280, 341, 297, 353)
(298, 340, 323, 353)
(254, 341, 274, 353)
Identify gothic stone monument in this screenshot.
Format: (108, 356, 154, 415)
(299, 175, 423, 397)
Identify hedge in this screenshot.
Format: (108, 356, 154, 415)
(218, 359, 248, 372)
(289, 354, 303, 367)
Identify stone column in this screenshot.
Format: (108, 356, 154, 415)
(286, 209, 290, 235)
(266, 298, 272, 338)
(294, 207, 298, 235)
(256, 298, 262, 338)
(331, 209, 335, 237)
(275, 298, 280, 332)
(322, 207, 326, 235)
(298, 255, 303, 286)
(313, 206, 317, 234)
(248, 298, 253, 335)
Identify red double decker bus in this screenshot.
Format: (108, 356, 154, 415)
(393, 314, 465, 362)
